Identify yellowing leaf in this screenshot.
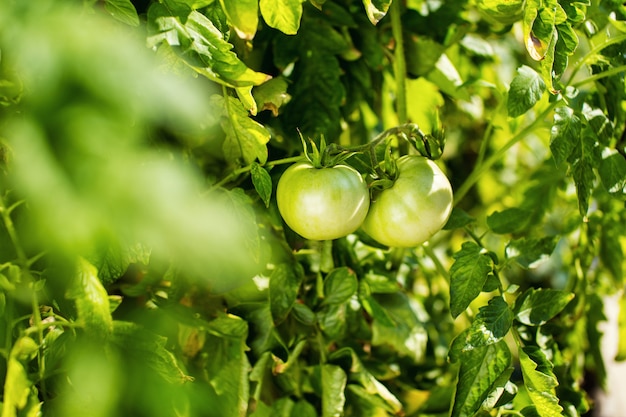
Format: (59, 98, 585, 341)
(219, 0, 259, 40)
(260, 0, 303, 35)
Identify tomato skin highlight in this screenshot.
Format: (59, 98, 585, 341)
(276, 161, 370, 241)
(361, 155, 453, 248)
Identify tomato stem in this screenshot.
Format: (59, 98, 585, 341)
(320, 240, 334, 273)
(210, 155, 304, 189)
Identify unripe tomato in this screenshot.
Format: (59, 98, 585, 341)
(361, 155, 453, 247)
(276, 161, 370, 241)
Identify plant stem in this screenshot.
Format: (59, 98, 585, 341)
(571, 64, 626, 89)
(390, 0, 408, 125)
(210, 155, 304, 189)
(454, 101, 559, 205)
(320, 240, 334, 273)
(567, 33, 626, 84)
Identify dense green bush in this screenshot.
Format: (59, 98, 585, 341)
(1, 0, 625, 416)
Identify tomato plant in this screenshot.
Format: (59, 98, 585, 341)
(361, 155, 453, 247)
(276, 161, 370, 241)
(1, 0, 626, 416)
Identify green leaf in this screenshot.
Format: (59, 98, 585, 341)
(461, 297, 513, 352)
(67, 257, 113, 336)
(450, 340, 512, 417)
(321, 364, 348, 417)
(571, 143, 596, 216)
(318, 303, 348, 340)
(219, 0, 259, 40)
(253, 76, 291, 116)
(487, 208, 532, 234)
(323, 267, 358, 305)
(550, 106, 581, 166)
(250, 163, 273, 208)
(443, 207, 476, 230)
(3, 337, 39, 417)
(292, 302, 317, 325)
(362, 0, 392, 24)
(514, 288, 575, 326)
(111, 321, 190, 384)
(216, 95, 271, 165)
(104, 0, 140, 26)
(148, 9, 270, 88)
(507, 65, 546, 117)
(450, 242, 494, 318)
(269, 263, 303, 324)
(259, 0, 303, 35)
(518, 346, 563, 417)
(600, 213, 624, 284)
(505, 236, 557, 269)
(87, 240, 150, 286)
(369, 293, 428, 362)
(599, 151, 626, 194)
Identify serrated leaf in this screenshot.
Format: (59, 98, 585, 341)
(462, 297, 513, 352)
(219, 0, 258, 40)
(104, 0, 140, 26)
(518, 346, 563, 417)
(323, 267, 358, 305)
(507, 65, 546, 117)
(215, 95, 270, 165)
(270, 263, 303, 324)
(487, 208, 533, 234)
(450, 242, 494, 318)
(599, 151, 626, 193)
(515, 288, 574, 326)
(571, 148, 596, 216)
(250, 162, 272, 207)
(362, 0, 391, 24)
(148, 9, 270, 88)
(505, 236, 557, 269)
(450, 340, 512, 417)
(67, 258, 113, 336)
(260, 0, 303, 35)
(550, 107, 581, 165)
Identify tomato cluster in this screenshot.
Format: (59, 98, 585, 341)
(276, 155, 453, 248)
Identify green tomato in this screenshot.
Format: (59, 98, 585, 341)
(361, 155, 453, 248)
(276, 161, 370, 241)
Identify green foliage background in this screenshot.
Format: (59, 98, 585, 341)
(0, 0, 625, 416)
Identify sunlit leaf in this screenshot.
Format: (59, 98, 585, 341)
(550, 107, 581, 165)
(505, 236, 557, 269)
(220, 0, 259, 40)
(599, 151, 626, 194)
(67, 258, 113, 335)
(450, 242, 494, 318)
(514, 288, 574, 326)
(518, 346, 563, 417)
(461, 297, 513, 352)
(104, 0, 140, 26)
(259, 0, 303, 35)
(362, 0, 392, 24)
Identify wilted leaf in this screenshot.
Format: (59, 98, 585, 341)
(514, 288, 574, 326)
(450, 242, 494, 318)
